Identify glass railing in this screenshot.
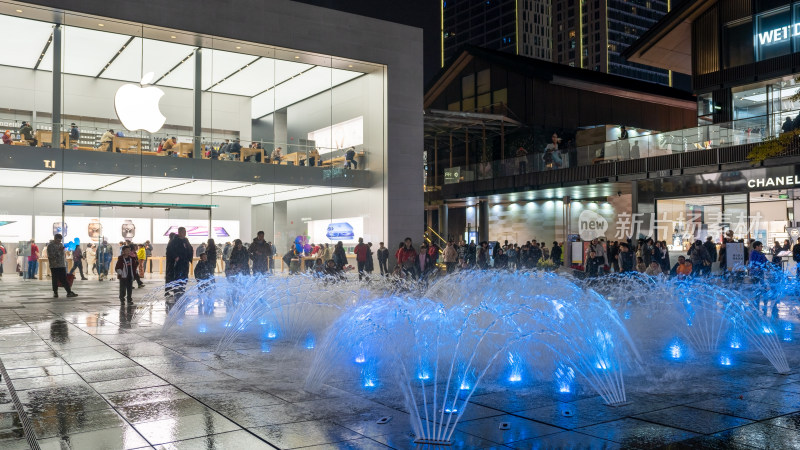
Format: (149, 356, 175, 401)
(441, 113, 784, 184)
(0, 120, 367, 170)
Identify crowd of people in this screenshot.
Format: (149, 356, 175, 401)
(5, 226, 798, 302)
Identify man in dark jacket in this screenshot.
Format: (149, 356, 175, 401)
(551, 241, 562, 266)
(376, 242, 389, 275)
(704, 236, 717, 265)
(249, 231, 270, 274)
(166, 227, 192, 298)
(617, 243, 635, 272)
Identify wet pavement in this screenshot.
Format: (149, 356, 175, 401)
(0, 275, 799, 449)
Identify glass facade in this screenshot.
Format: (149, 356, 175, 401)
(0, 6, 388, 270)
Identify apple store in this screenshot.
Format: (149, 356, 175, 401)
(0, 0, 422, 266)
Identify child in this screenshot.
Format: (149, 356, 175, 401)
(636, 256, 647, 273)
(194, 252, 214, 283)
(115, 245, 138, 304)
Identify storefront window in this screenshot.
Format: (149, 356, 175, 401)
(0, 6, 388, 263)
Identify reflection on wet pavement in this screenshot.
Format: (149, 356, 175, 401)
(0, 276, 797, 449)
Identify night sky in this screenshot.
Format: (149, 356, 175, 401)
(292, 0, 442, 85)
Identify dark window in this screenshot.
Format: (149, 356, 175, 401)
(723, 20, 754, 68)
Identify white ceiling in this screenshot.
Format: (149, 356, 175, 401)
(0, 169, 359, 204)
(0, 14, 365, 118)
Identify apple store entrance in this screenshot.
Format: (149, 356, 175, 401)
(60, 200, 219, 278)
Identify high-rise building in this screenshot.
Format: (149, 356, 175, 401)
(442, 0, 681, 87)
(552, 0, 670, 85)
(442, 0, 552, 65)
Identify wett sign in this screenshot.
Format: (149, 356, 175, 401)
(757, 23, 800, 46)
(747, 175, 800, 189)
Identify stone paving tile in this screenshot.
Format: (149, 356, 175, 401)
(133, 411, 241, 446)
(371, 430, 510, 449)
(31, 406, 129, 439)
(509, 430, 621, 449)
(704, 421, 800, 449)
(455, 414, 563, 445)
(249, 419, 365, 449)
(633, 405, 752, 434)
(152, 429, 277, 449)
(687, 396, 800, 421)
(37, 424, 151, 449)
(90, 374, 169, 394)
(576, 417, 699, 448)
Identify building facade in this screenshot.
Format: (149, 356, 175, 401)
(621, 0, 800, 257)
(0, 0, 422, 262)
(443, 0, 679, 86)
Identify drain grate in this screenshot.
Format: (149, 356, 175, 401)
(0, 356, 41, 450)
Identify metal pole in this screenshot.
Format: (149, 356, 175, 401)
(52, 24, 62, 149)
(465, 128, 469, 166)
(434, 134, 438, 187)
(193, 48, 202, 158)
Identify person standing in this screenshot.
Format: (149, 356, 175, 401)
(376, 242, 389, 275)
(206, 239, 217, 275)
(353, 238, 368, 280)
(748, 241, 769, 282)
(0, 241, 5, 278)
(126, 242, 145, 288)
(115, 245, 137, 304)
(136, 244, 146, 278)
(68, 244, 87, 280)
(86, 244, 97, 276)
(194, 252, 215, 283)
(333, 241, 348, 270)
(166, 227, 193, 298)
(365, 242, 375, 276)
(249, 231, 270, 274)
(19, 121, 35, 146)
(617, 243, 635, 273)
(47, 234, 78, 298)
(704, 236, 718, 271)
(551, 241, 562, 267)
(222, 241, 232, 272)
(97, 240, 108, 281)
(396, 238, 418, 276)
(27, 239, 39, 280)
(443, 241, 458, 273)
(144, 240, 153, 274)
(227, 239, 249, 276)
(687, 240, 711, 276)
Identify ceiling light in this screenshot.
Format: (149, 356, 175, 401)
(294, 56, 300, 59)
(15, 9, 22, 12)
(98, 23, 104, 26)
(348, 65, 353, 68)
(236, 46, 241, 49)
(170, 35, 176, 38)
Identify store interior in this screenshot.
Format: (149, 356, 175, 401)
(656, 190, 794, 252)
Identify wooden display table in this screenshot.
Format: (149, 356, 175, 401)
(35, 130, 69, 148)
(113, 136, 142, 153)
(11, 140, 29, 146)
(282, 152, 306, 166)
(240, 147, 264, 162)
(320, 151, 365, 167)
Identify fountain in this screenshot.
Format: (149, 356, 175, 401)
(140, 267, 797, 444)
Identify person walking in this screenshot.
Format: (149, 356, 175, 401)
(27, 239, 39, 280)
(68, 243, 88, 280)
(353, 237, 369, 280)
(47, 234, 77, 298)
(376, 242, 389, 275)
(443, 241, 458, 273)
(115, 245, 137, 304)
(249, 231, 270, 274)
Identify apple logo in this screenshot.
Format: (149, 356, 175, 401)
(114, 72, 167, 133)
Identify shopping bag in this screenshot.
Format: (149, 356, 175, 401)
(58, 273, 75, 288)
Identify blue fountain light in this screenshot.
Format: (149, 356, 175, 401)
(667, 339, 684, 360)
(198, 324, 207, 333)
(785, 323, 794, 332)
(363, 378, 376, 388)
(259, 318, 267, 325)
(444, 407, 458, 413)
(459, 381, 470, 390)
(508, 352, 524, 382)
(762, 326, 774, 334)
(719, 354, 732, 366)
(305, 334, 315, 350)
(267, 330, 277, 339)
(417, 371, 430, 380)
(261, 342, 271, 353)
(355, 354, 366, 364)
(729, 336, 742, 349)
